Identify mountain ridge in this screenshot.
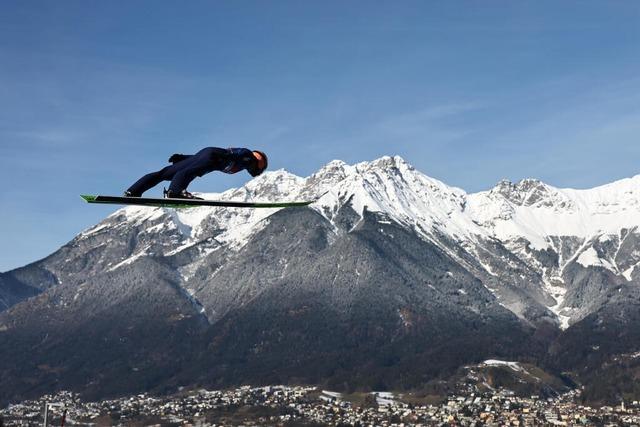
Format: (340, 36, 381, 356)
(119, 155, 640, 328)
(1, 155, 640, 404)
(5, 155, 640, 327)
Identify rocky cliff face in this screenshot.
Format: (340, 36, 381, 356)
(1, 156, 639, 403)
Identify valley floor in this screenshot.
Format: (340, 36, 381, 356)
(2, 385, 638, 426)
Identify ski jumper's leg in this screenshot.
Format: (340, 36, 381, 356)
(126, 165, 179, 196)
(168, 163, 212, 193)
(167, 150, 218, 193)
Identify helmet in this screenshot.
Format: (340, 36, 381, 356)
(249, 150, 268, 177)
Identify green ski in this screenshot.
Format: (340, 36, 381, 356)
(80, 194, 315, 209)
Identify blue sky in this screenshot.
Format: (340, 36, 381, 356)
(1, 1, 639, 271)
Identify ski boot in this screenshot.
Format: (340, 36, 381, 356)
(163, 187, 203, 200)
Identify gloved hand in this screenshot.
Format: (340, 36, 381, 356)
(168, 153, 188, 163)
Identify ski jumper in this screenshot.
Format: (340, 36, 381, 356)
(126, 147, 256, 196)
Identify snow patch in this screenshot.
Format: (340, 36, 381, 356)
(372, 391, 398, 406)
(107, 247, 150, 271)
(165, 241, 197, 256)
(79, 223, 109, 238)
(320, 391, 343, 403)
(576, 247, 617, 272)
(482, 360, 524, 372)
(623, 264, 638, 281)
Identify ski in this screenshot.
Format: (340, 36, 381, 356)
(80, 194, 315, 209)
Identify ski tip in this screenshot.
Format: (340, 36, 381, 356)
(80, 194, 97, 203)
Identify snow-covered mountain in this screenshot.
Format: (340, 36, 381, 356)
(74, 155, 640, 329)
(1, 155, 640, 403)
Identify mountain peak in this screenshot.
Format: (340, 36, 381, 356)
(357, 155, 413, 172)
(306, 159, 354, 190)
(490, 178, 563, 207)
(324, 159, 349, 169)
(236, 169, 305, 199)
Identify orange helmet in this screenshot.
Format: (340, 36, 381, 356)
(249, 150, 268, 176)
